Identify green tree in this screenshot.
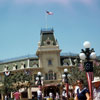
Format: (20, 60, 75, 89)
(10, 71, 33, 91)
(0, 73, 15, 95)
(69, 65, 88, 87)
(93, 65, 100, 76)
(69, 63, 100, 87)
(0, 70, 33, 95)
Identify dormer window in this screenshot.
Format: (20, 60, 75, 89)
(13, 64, 18, 70)
(47, 41, 50, 45)
(15, 65, 18, 69)
(6, 66, 8, 70)
(4, 65, 8, 71)
(44, 37, 53, 46)
(24, 64, 26, 68)
(21, 62, 25, 69)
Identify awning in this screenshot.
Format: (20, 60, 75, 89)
(19, 88, 26, 93)
(31, 87, 39, 92)
(44, 83, 58, 87)
(19, 87, 39, 92)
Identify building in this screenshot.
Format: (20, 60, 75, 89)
(0, 28, 80, 100)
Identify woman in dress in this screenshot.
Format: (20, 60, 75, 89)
(75, 79, 90, 100)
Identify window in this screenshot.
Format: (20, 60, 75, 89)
(24, 64, 26, 68)
(0, 76, 2, 82)
(45, 73, 48, 80)
(48, 71, 53, 80)
(34, 74, 37, 81)
(48, 72, 53, 80)
(13, 64, 17, 70)
(47, 41, 50, 45)
(15, 65, 18, 69)
(54, 73, 57, 80)
(48, 60, 52, 65)
(45, 71, 57, 80)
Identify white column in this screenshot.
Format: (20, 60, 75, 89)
(1, 93, 4, 100)
(69, 58, 73, 66)
(11, 92, 13, 98)
(27, 87, 32, 99)
(27, 59, 30, 68)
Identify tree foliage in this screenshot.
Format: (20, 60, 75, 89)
(93, 65, 100, 76)
(69, 66, 88, 87)
(68, 63, 100, 87)
(0, 70, 33, 95)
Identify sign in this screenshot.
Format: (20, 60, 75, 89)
(84, 61, 93, 72)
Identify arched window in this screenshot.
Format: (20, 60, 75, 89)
(48, 70, 53, 80)
(45, 71, 57, 80)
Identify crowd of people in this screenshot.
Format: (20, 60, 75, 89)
(37, 77, 100, 100)
(4, 77, 100, 100)
(74, 77, 100, 100)
(4, 91, 21, 100)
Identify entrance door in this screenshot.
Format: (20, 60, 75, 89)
(44, 86, 60, 97)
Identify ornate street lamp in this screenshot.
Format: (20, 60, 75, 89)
(36, 72, 44, 88)
(36, 72, 44, 100)
(79, 41, 96, 99)
(62, 68, 70, 99)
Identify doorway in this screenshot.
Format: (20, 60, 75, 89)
(44, 86, 60, 97)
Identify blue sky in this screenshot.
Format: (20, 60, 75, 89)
(0, 0, 100, 60)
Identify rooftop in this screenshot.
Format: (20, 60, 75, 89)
(40, 28, 54, 34)
(0, 53, 78, 64)
(0, 54, 38, 64)
(0, 53, 99, 64)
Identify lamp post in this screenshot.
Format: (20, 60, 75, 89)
(62, 68, 70, 99)
(79, 41, 96, 99)
(36, 72, 44, 100)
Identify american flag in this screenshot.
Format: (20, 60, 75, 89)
(93, 60, 100, 66)
(46, 11, 53, 15)
(86, 72, 93, 98)
(79, 63, 84, 71)
(65, 83, 69, 98)
(5, 71, 10, 76)
(96, 61, 100, 66)
(24, 70, 31, 75)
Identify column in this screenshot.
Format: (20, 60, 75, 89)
(27, 87, 32, 100)
(27, 59, 30, 68)
(1, 93, 4, 100)
(11, 92, 13, 98)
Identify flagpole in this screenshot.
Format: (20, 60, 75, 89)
(45, 10, 53, 29)
(45, 12, 48, 29)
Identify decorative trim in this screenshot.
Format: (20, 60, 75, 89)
(44, 37, 53, 46)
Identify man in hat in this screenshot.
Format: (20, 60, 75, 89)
(92, 77, 100, 100)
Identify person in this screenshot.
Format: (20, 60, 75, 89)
(13, 91, 20, 100)
(62, 90, 66, 100)
(5, 95, 8, 100)
(55, 92, 59, 100)
(75, 79, 90, 100)
(49, 92, 53, 100)
(92, 77, 100, 100)
(37, 88, 42, 100)
(32, 94, 34, 100)
(69, 90, 74, 98)
(74, 86, 79, 95)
